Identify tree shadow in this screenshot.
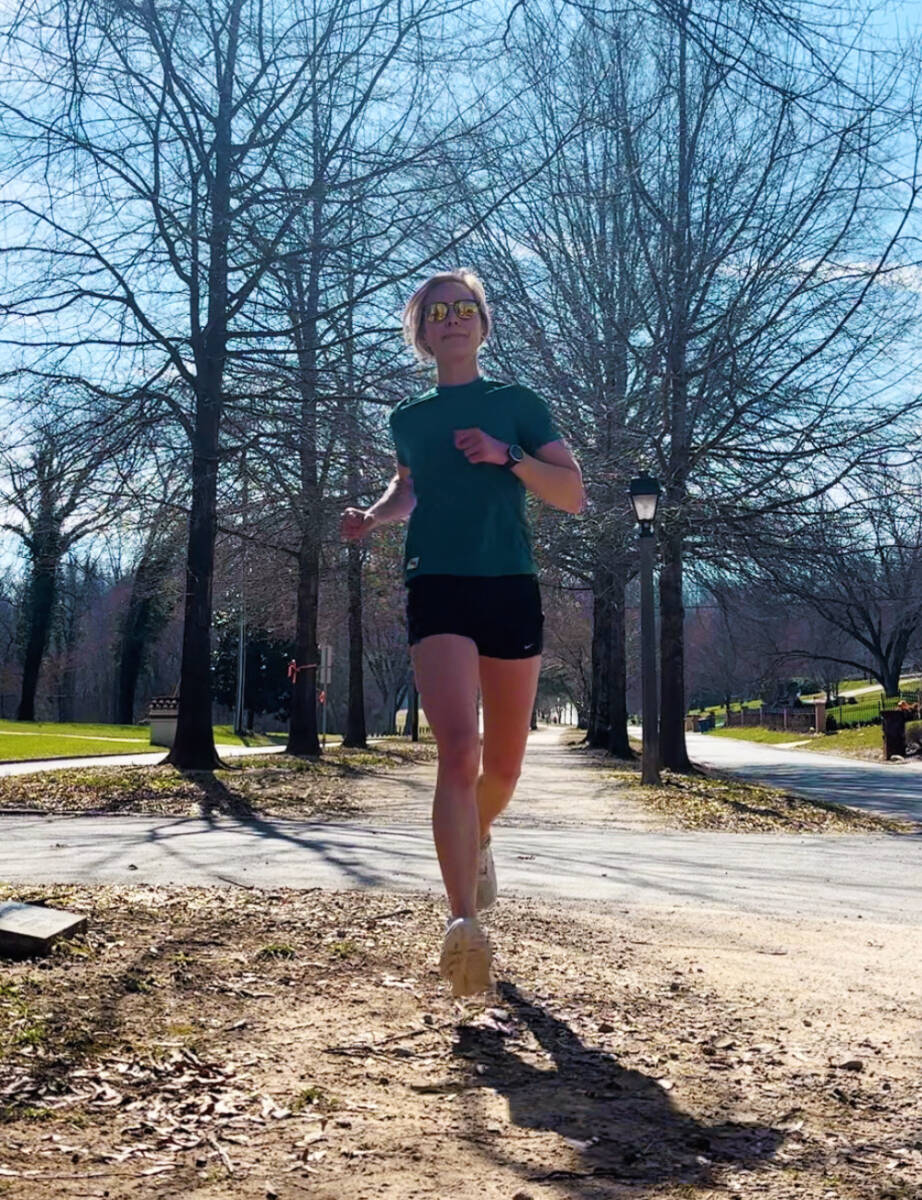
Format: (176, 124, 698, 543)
(451, 981, 782, 1190)
(176, 771, 256, 820)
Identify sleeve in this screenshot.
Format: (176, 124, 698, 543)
(515, 386, 561, 455)
(389, 408, 409, 468)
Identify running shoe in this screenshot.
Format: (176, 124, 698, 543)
(476, 834, 497, 912)
(439, 916, 493, 998)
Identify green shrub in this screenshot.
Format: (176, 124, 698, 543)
(905, 721, 922, 752)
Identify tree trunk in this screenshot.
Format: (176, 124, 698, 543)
(340, 208, 367, 749)
(606, 574, 632, 758)
(878, 660, 902, 699)
(587, 561, 612, 749)
(285, 218, 322, 756)
(287, 528, 321, 756)
(18, 551, 58, 721)
(55, 595, 78, 723)
(168, 394, 222, 769)
(117, 598, 148, 725)
(117, 541, 174, 725)
(342, 542, 367, 746)
(167, 4, 238, 769)
(657, 3, 692, 774)
(387, 685, 401, 735)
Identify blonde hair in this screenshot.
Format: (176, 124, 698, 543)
(401, 269, 492, 362)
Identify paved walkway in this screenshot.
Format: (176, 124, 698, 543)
(683, 732, 922, 823)
(0, 729, 918, 925)
(0, 742, 287, 777)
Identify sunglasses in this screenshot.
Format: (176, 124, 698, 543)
(424, 299, 480, 323)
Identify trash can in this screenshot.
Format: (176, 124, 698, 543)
(881, 708, 909, 760)
(148, 696, 179, 748)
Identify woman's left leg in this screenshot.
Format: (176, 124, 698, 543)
(477, 653, 542, 838)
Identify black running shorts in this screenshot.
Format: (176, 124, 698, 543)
(406, 574, 543, 660)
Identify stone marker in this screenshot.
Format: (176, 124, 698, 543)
(0, 901, 87, 957)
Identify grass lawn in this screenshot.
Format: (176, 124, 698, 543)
(801, 675, 922, 701)
(705, 721, 903, 760)
(0, 718, 148, 740)
(705, 726, 815, 745)
(211, 724, 287, 748)
(689, 700, 763, 718)
(0, 719, 152, 761)
(799, 724, 884, 756)
(0, 720, 289, 762)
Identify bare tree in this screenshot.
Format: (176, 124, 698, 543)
(587, 4, 921, 768)
(449, 8, 646, 758)
(0, 0, 478, 764)
(747, 467, 922, 697)
(0, 397, 128, 720)
(453, 2, 921, 773)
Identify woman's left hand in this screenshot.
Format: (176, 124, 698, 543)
(453, 427, 510, 466)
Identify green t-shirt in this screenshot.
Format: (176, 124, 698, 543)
(388, 376, 561, 579)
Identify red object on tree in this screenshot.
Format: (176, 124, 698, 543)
(287, 659, 316, 683)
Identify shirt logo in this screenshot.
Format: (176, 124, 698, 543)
(407, 557, 420, 570)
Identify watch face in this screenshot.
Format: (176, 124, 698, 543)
(509, 443, 524, 463)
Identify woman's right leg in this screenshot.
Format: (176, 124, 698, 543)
(411, 633, 482, 919)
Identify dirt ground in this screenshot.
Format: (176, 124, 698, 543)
(0, 732, 918, 1197)
(0, 883, 920, 1200)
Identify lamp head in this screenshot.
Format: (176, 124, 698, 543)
(629, 474, 662, 527)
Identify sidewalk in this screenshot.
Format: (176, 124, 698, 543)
(0, 741, 287, 777)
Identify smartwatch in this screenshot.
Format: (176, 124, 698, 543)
(504, 443, 525, 469)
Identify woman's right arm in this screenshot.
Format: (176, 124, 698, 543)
(340, 463, 416, 540)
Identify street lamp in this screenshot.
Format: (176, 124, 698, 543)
(629, 474, 661, 785)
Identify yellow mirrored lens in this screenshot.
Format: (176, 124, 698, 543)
(426, 302, 449, 322)
(455, 301, 478, 319)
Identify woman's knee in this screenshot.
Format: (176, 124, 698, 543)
(482, 757, 522, 795)
(436, 733, 481, 787)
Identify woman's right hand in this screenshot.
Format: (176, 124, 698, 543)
(340, 507, 377, 541)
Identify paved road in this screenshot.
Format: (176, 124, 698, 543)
(0, 814, 917, 923)
(684, 732, 922, 823)
(0, 729, 918, 925)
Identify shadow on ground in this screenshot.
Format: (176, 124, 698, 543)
(451, 981, 782, 1191)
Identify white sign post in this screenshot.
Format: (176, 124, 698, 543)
(319, 644, 333, 746)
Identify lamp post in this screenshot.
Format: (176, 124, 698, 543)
(629, 474, 662, 785)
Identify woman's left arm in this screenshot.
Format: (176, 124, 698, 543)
(512, 440, 585, 514)
(453, 429, 585, 514)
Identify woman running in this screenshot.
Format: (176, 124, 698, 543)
(341, 269, 584, 997)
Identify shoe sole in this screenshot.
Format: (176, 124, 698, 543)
(440, 920, 493, 998)
(476, 875, 497, 912)
(476, 843, 497, 912)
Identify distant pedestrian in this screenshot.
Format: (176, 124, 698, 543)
(341, 269, 583, 997)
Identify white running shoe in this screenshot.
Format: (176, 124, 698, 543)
(476, 834, 497, 912)
(439, 916, 493, 998)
